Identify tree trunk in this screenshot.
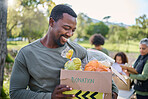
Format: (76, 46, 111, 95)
(0, 0, 8, 96)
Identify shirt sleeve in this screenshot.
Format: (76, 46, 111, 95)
(130, 60, 148, 81)
(10, 51, 52, 99)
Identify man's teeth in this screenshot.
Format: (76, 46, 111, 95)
(63, 37, 68, 41)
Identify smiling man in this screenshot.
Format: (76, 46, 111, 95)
(41, 9, 77, 48)
(10, 5, 118, 99)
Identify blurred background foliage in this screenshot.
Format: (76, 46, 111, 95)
(6, 0, 148, 44)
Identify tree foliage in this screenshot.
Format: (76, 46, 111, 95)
(20, 0, 56, 16)
(136, 14, 148, 38)
(103, 16, 111, 22)
(7, 0, 22, 38)
(108, 25, 129, 51)
(85, 21, 109, 37)
(108, 25, 128, 43)
(7, 0, 55, 42)
(20, 7, 48, 43)
(72, 13, 92, 40)
(127, 14, 148, 40)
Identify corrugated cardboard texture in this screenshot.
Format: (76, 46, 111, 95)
(120, 65, 138, 74)
(111, 67, 127, 84)
(60, 69, 112, 93)
(113, 76, 131, 91)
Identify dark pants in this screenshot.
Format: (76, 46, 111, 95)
(136, 94, 148, 99)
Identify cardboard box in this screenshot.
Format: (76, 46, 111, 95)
(60, 69, 112, 99)
(113, 75, 131, 91)
(120, 65, 138, 74)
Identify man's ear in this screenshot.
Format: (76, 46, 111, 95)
(49, 17, 54, 27)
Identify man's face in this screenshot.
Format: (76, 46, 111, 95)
(52, 13, 76, 47)
(139, 44, 148, 56)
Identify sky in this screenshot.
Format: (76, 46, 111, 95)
(53, 0, 148, 25)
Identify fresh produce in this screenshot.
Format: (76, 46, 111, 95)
(84, 60, 110, 72)
(66, 49, 73, 60)
(64, 58, 82, 70)
(64, 49, 82, 70)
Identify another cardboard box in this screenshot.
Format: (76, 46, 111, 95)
(113, 75, 131, 91)
(60, 69, 112, 99)
(120, 65, 138, 74)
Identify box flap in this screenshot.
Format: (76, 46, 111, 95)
(111, 67, 127, 84)
(60, 69, 112, 93)
(120, 65, 138, 74)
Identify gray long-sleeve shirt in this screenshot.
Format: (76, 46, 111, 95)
(10, 39, 118, 99)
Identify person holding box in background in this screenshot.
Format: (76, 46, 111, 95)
(124, 38, 148, 99)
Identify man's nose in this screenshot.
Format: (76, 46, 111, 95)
(66, 30, 73, 37)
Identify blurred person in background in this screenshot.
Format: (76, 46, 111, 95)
(124, 38, 148, 99)
(112, 52, 128, 75)
(89, 33, 109, 55)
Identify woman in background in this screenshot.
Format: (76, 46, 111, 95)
(89, 33, 109, 55)
(124, 38, 148, 99)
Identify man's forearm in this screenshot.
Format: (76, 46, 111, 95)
(10, 89, 52, 99)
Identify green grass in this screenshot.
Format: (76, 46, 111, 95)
(78, 40, 139, 53)
(1, 63, 13, 99)
(7, 40, 139, 53)
(1, 81, 10, 99)
(7, 41, 29, 50)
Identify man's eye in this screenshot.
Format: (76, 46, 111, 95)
(140, 48, 146, 50)
(64, 28, 69, 30)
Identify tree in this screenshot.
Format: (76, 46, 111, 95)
(6, 0, 55, 41)
(135, 14, 148, 38)
(127, 25, 140, 40)
(103, 16, 111, 23)
(0, 0, 8, 96)
(128, 14, 148, 40)
(85, 21, 109, 37)
(7, 0, 22, 38)
(72, 13, 92, 40)
(127, 15, 148, 40)
(20, 7, 48, 43)
(6, 0, 55, 39)
(20, 0, 56, 16)
(108, 25, 129, 51)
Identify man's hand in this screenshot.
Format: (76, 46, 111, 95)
(52, 85, 75, 99)
(112, 92, 118, 99)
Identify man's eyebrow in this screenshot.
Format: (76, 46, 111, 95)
(63, 25, 71, 28)
(63, 25, 76, 30)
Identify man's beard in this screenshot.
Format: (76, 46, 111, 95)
(56, 35, 65, 47)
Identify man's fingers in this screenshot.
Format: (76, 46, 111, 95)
(56, 86, 72, 93)
(56, 85, 70, 89)
(53, 85, 74, 98)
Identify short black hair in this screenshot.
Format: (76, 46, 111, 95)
(114, 52, 128, 64)
(90, 34, 105, 46)
(50, 4, 77, 22)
